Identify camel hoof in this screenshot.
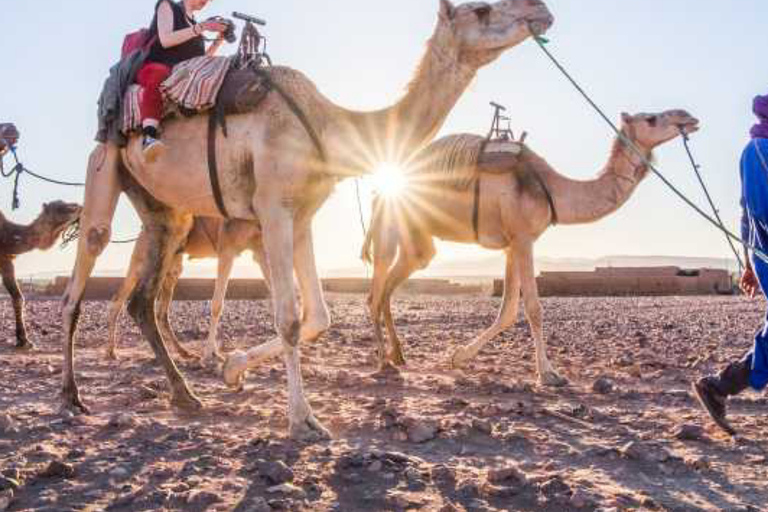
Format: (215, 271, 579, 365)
(390, 351, 407, 367)
(15, 340, 35, 351)
(223, 351, 246, 391)
(61, 393, 91, 415)
(449, 350, 469, 370)
(170, 390, 204, 411)
(539, 371, 568, 388)
(371, 361, 402, 379)
(290, 415, 331, 442)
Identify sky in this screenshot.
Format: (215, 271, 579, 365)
(1, 0, 767, 279)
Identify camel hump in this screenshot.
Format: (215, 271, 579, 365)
(412, 134, 486, 190)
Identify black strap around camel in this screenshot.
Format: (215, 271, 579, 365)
(206, 67, 327, 218)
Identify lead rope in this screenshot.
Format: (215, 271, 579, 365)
(681, 131, 745, 270)
(529, 30, 768, 265)
(354, 178, 371, 278)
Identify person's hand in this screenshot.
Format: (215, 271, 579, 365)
(740, 265, 759, 298)
(198, 20, 228, 33)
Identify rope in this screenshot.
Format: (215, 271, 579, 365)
(529, 31, 768, 266)
(354, 177, 368, 239)
(2, 147, 85, 209)
(680, 131, 745, 270)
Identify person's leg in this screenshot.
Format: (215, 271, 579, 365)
(136, 62, 171, 162)
(693, 253, 768, 435)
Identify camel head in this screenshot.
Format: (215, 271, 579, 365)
(35, 200, 82, 249)
(436, 0, 554, 69)
(621, 110, 700, 151)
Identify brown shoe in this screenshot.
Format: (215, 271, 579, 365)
(692, 378, 736, 436)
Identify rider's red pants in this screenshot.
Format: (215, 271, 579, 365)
(137, 62, 172, 123)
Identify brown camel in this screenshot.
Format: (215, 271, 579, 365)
(355, 110, 700, 385)
(105, 217, 265, 362)
(62, 0, 554, 440)
(1, 201, 81, 349)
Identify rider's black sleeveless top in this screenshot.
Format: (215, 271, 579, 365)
(146, 0, 205, 67)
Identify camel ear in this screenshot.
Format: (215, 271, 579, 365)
(621, 112, 633, 125)
(439, 0, 456, 21)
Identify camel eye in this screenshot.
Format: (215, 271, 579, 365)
(646, 116, 658, 127)
(474, 5, 491, 23)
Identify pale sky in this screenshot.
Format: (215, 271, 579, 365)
(1, 0, 766, 279)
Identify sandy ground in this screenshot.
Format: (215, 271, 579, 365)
(0, 294, 766, 512)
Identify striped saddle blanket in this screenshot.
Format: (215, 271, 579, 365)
(122, 56, 232, 134)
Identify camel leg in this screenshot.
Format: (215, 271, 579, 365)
(105, 230, 149, 360)
(156, 251, 194, 359)
(1, 258, 32, 349)
(125, 212, 202, 410)
(257, 200, 329, 440)
(62, 144, 122, 414)
(366, 218, 399, 370)
(202, 248, 235, 364)
(516, 240, 567, 387)
(381, 237, 436, 367)
(451, 249, 520, 368)
(223, 228, 329, 388)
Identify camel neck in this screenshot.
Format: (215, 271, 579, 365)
(329, 30, 477, 176)
(538, 136, 652, 225)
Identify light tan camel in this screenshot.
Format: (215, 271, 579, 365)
(1, 201, 81, 349)
(105, 217, 264, 362)
(355, 110, 700, 385)
(62, 0, 554, 440)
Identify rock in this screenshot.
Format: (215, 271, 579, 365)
(367, 460, 383, 472)
(618, 441, 644, 460)
(247, 497, 271, 512)
(40, 460, 75, 479)
(406, 420, 438, 444)
(487, 466, 526, 487)
(569, 489, 594, 509)
(0, 489, 12, 511)
(0, 415, 14, 434)
(431, 465, 456, 488)
(267, 483, 306, 499)
(674, 424, 705, 441)
(539, 476, 571, 498)
(456, 479, 481, 500)
(255, 460, 294, 485)
(482, 483, 520, 498)
(108, 413, 136, 429)
(471, 419, 493, 435)
(186, 490, 222, 508)
(592, 376, 615, 395)
(109, 467, 130, 479)
(685, 455, 711, 471)
(0, 476, 19, 492)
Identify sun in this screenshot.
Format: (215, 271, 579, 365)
(371, 163, 407, 198)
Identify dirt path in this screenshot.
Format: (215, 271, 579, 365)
(0, 295, 765, 511)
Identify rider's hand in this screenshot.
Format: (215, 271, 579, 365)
(199, 21, 228, 33)
(740, 265, 759, 298)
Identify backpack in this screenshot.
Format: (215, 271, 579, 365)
(121, 28, 154, 59)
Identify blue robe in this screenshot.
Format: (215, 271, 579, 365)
(739, 137, 768, 390)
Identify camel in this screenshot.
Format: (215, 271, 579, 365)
(1, 201, 81, 349)
(353, 110, 700, 386)
(105, 217, 265, 362)
(62, 0, 554, 440)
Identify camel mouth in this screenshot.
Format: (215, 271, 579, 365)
(524, 14, 554, 37)
(677, 119, 700, 135)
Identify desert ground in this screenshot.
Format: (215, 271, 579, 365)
(0, 293, 766, 512)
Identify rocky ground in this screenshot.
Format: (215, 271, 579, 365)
(0, 294, 766, 511)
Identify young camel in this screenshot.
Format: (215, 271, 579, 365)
(105, 217, 265, 362)
(359, 110, 699, 385)
(62, 0, 554, 440)
(1, 201, 81, 349)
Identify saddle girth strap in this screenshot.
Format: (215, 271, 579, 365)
(530, 169, 559, 226)
(254, 68, 327, 164)
(207, 113, 230, 218)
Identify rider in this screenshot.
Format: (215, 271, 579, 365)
(693, 93, 768, 436)
(138, 0, 228, 162)
(0, 123, 19, 158)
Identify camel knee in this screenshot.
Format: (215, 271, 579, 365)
(126, 292, 151, 323)
(86, 226, 111, 257)
(276, 312, 301, 347)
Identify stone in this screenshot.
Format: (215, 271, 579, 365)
(406, 421, 438, 444)
(367, 460, 383, 472)
(109, 467, 130, 479)
(592, 376, 615, 395)
(0, 489, 12, 511)
(248, 497, 271, 512)
(186, 490, 222, 508)
(40, 460, 75, 479)
(108, 413, 136, 429)
(431, 465, 456, 487)
(456, 480, 481, 500)
(255, 460, 294, 485)
(267, 483, 306, 499)
(487, 466, 526, 486)
(674, 424, 705, 441)
(0, 415, 15, 434)
(570, 489, 593, 509)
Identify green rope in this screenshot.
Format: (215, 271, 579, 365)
(530, 32, 766, 266)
